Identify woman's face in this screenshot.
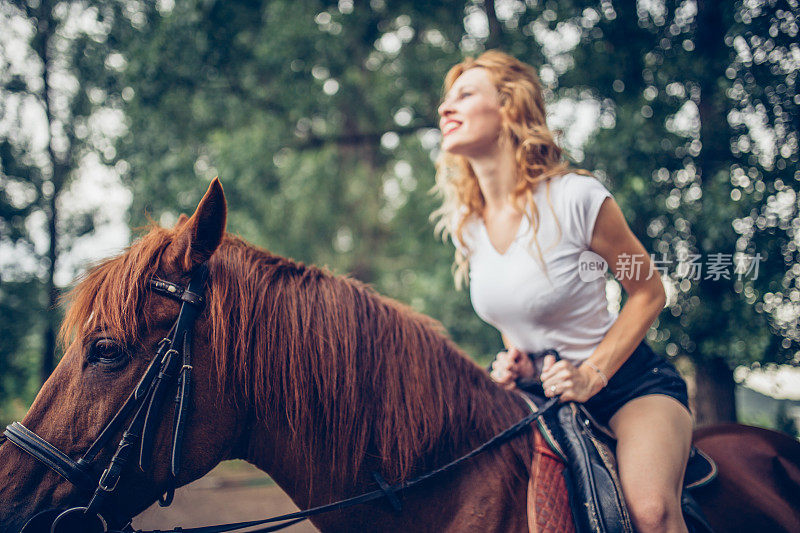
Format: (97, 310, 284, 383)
(438, 67, 504, 158)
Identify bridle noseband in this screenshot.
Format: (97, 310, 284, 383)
(2, 264, 210, 533)
(1, 261, 561, 533)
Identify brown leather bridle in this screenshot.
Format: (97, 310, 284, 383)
(2, 264, 209, 532)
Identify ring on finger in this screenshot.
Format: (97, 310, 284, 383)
(550, 384, 557, 393)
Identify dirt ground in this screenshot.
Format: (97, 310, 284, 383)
(133, 460, 319, 532)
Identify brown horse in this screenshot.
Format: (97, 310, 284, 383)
(0, 179, 798, 532)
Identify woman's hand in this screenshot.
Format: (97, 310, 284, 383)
(540, 355, 605, 403)
(490, 347, 535, 390)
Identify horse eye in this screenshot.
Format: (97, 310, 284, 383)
(87, 339, 128, 368)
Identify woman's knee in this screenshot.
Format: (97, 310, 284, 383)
(625, 491, 682, 533)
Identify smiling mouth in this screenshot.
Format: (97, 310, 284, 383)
(442, 122, 461, 136)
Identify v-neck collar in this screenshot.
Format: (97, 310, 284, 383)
(479, 178, 560, 256)
(480, 213, 529, 256)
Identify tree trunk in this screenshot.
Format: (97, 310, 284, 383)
(36, 0, 62, 383)
(484, 0, 503, 50)
(40, 188, 59, 384)
(689, 1, 738, 427)
(693, 356, 737, 426)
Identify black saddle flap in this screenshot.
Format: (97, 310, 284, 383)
(521, 389, 718, 492)
(539, 400, 634, 533)
(520, 390, 718, 533)
(684, 445, 717, 490)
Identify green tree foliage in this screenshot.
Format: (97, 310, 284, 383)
(3, 1, 798, 429)
(547, 0, 799, 424)
(109, 1, 800, 425)
(0, 278, 41, 425)
(0, 0, 128, 413)
(113, 0, 502, 358)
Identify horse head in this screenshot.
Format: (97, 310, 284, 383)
(0, 179, 244, 532)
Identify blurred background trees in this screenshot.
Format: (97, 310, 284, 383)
(558, 0, 800, 425)
(0, 0, 131, 419)
(1, 0, 798, 434)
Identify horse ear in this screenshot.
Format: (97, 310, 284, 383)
(164, 178, 227, 271)
(173, 213, 190, 228)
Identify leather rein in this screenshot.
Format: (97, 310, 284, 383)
(1, 263, 559, 533)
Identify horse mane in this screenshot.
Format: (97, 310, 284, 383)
(60, 224, 533, 490)
(60, 225, 174, 348)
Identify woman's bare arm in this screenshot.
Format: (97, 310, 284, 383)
(583, 197, 667, 382)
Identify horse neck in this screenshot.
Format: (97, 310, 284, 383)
(237, 363, 535, 532)
(214, 251, 536, 524)
(244, 426, 532, 533)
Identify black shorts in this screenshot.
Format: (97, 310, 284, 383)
(523, 341, 691, 427)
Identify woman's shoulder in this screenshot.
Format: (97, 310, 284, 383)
(542, 172, 613, 207)
(552, 172, 614, 247)
(551, 171, 609, 192)
(449, 205, 482, 251)
(452, 204, 482, 231)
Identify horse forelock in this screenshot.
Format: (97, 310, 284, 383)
(59, 225, 532, 493)
(59, 225, 174, 349)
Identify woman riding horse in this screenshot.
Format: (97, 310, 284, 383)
(1, 179, 799, 532)
(432, 50, 694, 533)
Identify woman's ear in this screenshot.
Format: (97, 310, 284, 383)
(163, 178, 227, 272)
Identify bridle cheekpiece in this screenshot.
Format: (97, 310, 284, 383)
(2, 263, 210, 533)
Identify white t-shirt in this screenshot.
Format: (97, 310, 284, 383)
(454, 172, 618, 363)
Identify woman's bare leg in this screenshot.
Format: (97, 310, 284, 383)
(608, 394, 693, 533)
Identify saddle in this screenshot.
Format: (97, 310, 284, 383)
(519, 390, 717, 533)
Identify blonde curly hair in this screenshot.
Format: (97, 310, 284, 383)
(431, 50, 594, 289)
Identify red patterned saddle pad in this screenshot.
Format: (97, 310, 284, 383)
(527, 427, 575, 533)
